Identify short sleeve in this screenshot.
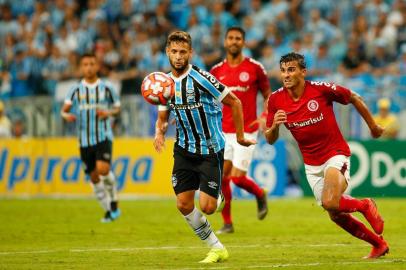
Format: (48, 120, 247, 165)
(105, 81, 121, 107)
(190, 66, 228, 101)
(64, 85, 78, 105)
(320, 82, 352, 105)
(256, 62, 271, 96)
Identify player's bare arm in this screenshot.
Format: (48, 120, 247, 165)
(222, 92, 256, 147)
(96, 106, 121, 119)
(249, 89, 272, 130)
(154, 110, 170, 153)
(60, 103, 76, 122)
(350, 92, 384, 138)
(264, 110, 287, 144)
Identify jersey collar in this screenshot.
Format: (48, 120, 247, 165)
(169, 64, 192, 82)
(81, 78, 100, 88)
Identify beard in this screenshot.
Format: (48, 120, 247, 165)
(227, 45, 242, 57)
(169, 58, 189, 73)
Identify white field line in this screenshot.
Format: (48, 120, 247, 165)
(0, 243, 367, 255)
(169, 259, 405, 270)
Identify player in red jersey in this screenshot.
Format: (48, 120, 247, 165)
(265, 52, 389, 259)
(211, 26, 271, 234)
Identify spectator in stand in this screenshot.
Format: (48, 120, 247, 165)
(338, 38, 370, 77)
(110, 45, 138, 95)
(308, 42, 336, 79)
(0, 101, 11, 137)
(8, 48, 32, 97)
(187, 13, 210, 55)
(11, 118, 26, 138)
(201, 22, 224, 68)
(42, 46, 69, 96)
(373, 98, 400, 139)
(368, 39, 395, 77)
(305, 8, 340, 45)
(389, 43, 406, 75)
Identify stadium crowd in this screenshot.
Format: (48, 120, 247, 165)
(0, 0, 405, 138)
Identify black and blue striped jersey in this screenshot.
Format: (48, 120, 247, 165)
(64, 79, 120, 147)
(159, 65, 231, 155)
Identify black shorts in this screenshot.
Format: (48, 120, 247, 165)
(172, 145, 224, 198)
(80, 140, 112, 174)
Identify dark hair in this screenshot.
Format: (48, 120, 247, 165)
(225, 26, 245, 40)
(80, 53, 96, 60)
(166, 31, 192, 48)
(280, 52, 306, 69)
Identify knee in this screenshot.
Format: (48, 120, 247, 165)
(321, 198, 340, 212)
(97, 166, 110, 176)
(200, 205, 216, 215)
(177, 200, 194, 215)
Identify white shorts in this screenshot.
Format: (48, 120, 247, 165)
(224, 132, 258, 171)
(304, 155, 350, 205)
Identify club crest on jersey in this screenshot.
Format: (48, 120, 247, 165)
(186, 87, 195, 101)
(307, 100, 319, 112)
(239, 72, 249, 82)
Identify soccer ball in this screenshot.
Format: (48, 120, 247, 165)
(141, 72, 174, 105)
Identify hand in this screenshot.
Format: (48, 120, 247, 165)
(153, 134, 165, 153)
(273, 110, 287, 126)
(96, 109, 110, 119)
(237, 137, 257, 147)
(371, 124, 384, 138)
(63, 113, 76, 122)
(248, 116, 267, 131)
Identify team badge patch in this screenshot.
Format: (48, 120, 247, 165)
(239, 72, 249, 82)
(307, 100, 319, 112)
(172, 174, 178, 187)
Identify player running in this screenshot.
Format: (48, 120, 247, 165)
(61, 53, 121, 223)
(210, 26, 271, 234)
(265, 52, 389, 259)
(154, 31, 255, 263)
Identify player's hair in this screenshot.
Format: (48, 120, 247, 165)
(225, 26, 245, 40)
(80, 53, 96, 61)
(280, 52, 306, 69)
(166, 31, 192, 48)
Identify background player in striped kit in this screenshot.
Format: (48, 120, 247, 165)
(154, 31, 255, 263)
(210, 26, 271, 234)
(61, 53, 121, 223)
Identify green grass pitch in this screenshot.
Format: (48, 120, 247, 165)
(0, 198, 405, 269)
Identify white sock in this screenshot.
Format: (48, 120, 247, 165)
(184, 207, 224, 249)
(99, 171, 118, 202)
(92, 181, 111, 211)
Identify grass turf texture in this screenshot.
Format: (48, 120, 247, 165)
(0, 198, 405, 269)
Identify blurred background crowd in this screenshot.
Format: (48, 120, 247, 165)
(0, 0, 405, 139)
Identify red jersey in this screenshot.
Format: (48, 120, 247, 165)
(210, 57, 270, 133)
(266, 81, 352, 165)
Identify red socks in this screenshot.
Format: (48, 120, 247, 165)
(220, 175, 264, 225)
(338, 194, 366, 213)
(231, 176, 264, 198)
(221, 176, 232, 224)
(332, 213, 382, 247)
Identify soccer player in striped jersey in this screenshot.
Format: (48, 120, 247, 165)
(154, 31, 255, 263)
(61, 53, 121, 223)
(210, 26, 271, 234)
